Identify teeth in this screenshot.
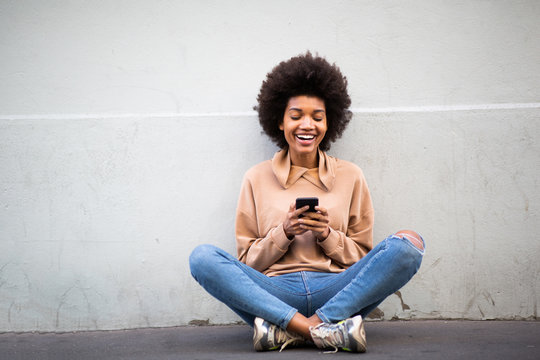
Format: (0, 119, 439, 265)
(297, 135, 315, 140)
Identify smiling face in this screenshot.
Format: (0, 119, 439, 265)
(279, 95, 327, 168)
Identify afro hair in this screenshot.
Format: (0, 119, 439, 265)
(255, 52, 352, 151)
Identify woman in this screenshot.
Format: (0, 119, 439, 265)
(189, 52, 424, 353)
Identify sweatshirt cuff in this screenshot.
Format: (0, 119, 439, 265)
(317, 227, 341, 255)
(271, 223, 293, 252)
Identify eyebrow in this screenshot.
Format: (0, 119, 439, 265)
(288, 107, 325, 113)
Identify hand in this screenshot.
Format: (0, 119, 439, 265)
(283, 202, 310, 239)
(298, 206, 330, 240)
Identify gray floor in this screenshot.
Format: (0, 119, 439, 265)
(1, 320, 539, 360)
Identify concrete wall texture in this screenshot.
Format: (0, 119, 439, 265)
(1, 0, 539, 331)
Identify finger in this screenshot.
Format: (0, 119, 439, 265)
(288, 202, 297, 213)
(294, 205, 310, 218)
(315, 206, 328, 216)
(300, 222, 328, 235)
(301, 213, 329, 223)
(299, 220, 329, 231)
(291, 223, 308, 234)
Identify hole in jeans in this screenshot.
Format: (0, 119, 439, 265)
(394, 230, 424, 251)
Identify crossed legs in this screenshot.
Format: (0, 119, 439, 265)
(285, 230, 424, 341)
(190, 230, 424, 347)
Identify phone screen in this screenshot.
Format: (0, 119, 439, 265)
(296, 197, 319, 216)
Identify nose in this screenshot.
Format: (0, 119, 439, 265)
(300, 116, 314, 129)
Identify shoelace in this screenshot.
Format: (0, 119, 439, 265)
(275, 329, 305, 352)
(311, 322, 346, 353)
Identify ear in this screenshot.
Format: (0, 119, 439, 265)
(279, 122, 284, 131)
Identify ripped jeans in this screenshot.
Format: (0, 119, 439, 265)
(189, 233, 424, 329)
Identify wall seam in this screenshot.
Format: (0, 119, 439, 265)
(1, 102, 539, 120)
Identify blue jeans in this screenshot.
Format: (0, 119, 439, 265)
(189, 233, 424, 329)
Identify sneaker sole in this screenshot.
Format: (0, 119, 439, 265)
(346, 315, 367, 352)
(253, 317, 276, 351)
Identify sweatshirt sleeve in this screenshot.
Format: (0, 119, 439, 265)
(235, 174, 292, 272)
(317, 168, 374, 266)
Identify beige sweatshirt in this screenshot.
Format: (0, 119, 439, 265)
(236, 149, 374, 277)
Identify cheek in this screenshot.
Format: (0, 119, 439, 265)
(284, 123, 295, 136)
(319, 124, 328, 137)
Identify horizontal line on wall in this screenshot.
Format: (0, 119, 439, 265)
(1, 102, 539, 120)
(0, 111, 256, 120)
(350, 102, 540, 113)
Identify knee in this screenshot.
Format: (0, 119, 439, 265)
(189, 244, 219, 276)
(394, 230, 424, 251)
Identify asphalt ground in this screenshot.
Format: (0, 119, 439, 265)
(1, 320, 539, 360)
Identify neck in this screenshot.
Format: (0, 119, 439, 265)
(290, 149, 318, 168)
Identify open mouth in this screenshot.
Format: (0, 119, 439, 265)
(295, 134, 316, 141)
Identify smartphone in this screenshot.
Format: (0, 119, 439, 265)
(296, 197, 319, 217)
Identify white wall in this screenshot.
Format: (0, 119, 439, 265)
(1, 0, 539, 331)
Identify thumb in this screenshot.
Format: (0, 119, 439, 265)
(289, 202, 296, 212)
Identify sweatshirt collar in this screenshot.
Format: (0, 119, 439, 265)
(271, 148, 336, 191)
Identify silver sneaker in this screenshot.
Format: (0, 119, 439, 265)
(309, 315, 367, 353)
(253, 317, 305, 352)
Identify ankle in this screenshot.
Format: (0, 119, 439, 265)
(286, 313, 319, 341)
(307, 314, 323, 327)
